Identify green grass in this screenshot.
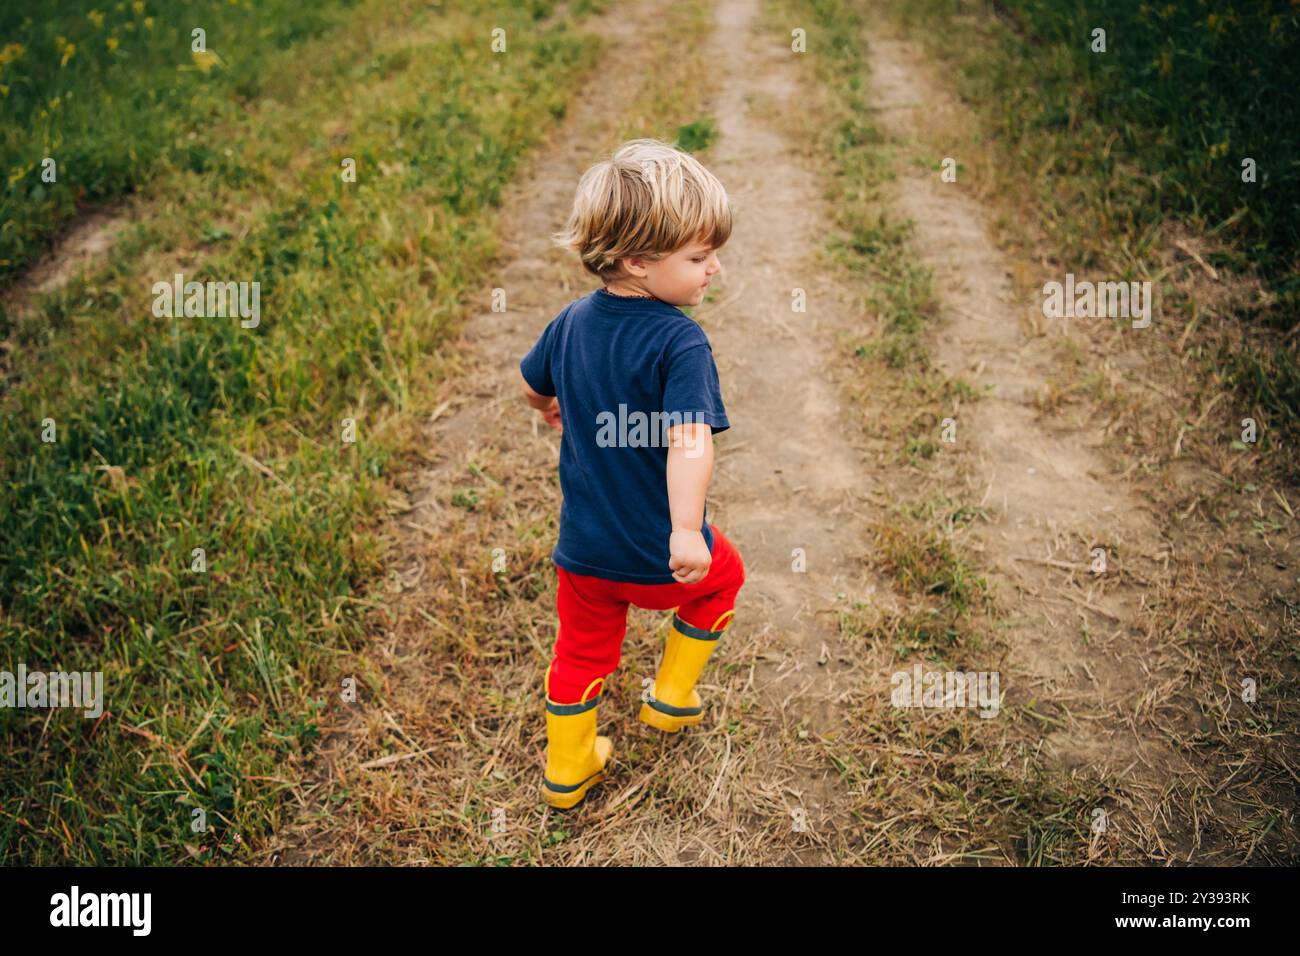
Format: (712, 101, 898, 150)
(0, 0, 600, 864)
(674, 118, 718, 153)
(887, 0, 1299, 284)
(877, 508, 988, 614)
(0, 0, 371, 283)
(881, 0, 1300, 448)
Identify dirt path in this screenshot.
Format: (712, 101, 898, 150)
(691, 0, 884, 852)
(864, 30, 1192, 820)
(0, 209, 129, 382)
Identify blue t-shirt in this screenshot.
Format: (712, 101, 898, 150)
(520, 288, 731, 583)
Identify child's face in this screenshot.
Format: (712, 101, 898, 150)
(628, 241, 722, 307)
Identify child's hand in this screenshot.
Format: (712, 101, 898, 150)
(539, 397, 562, 432)
(668, 529, 711, 584)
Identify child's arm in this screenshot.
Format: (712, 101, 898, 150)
(519, 369, 562, 431)
(666, 422, 714, 584)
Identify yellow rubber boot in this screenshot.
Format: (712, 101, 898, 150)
(541, 675, 613, 810)
(639, 609, 734, 733)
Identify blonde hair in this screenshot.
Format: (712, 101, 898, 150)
(554, 139, 732, 279)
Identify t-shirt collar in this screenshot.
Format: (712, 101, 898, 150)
(592, 287, 678, 313)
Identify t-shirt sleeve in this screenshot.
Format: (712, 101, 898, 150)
(661, 330, 730, 435)
(519, 319, 557, 397)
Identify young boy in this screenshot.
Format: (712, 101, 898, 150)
(518, 139, 746, 810)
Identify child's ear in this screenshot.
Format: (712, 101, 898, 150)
(621, 256, 650, 278)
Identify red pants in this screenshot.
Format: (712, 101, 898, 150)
(546, 524, 746, 703)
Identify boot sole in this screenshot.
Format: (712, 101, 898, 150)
(540, 737, 613, 810)
(638, 703, 703, 733)
(540, 770, 606, 810)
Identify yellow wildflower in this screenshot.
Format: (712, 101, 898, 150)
(60, 43, 76, 67)
(0, 42, 25, 67)
(88, 9, 104, 28)
(144, 16, 154, 30)
(191, 49, 223, 73)
(50, 95, 60, 109)
(107, 36, 119, 51)
(133, 0, 144, 12)
(0, 84, 9, 97)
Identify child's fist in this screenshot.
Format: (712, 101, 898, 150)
(668, 529, 711, 584)
(540, 397, 562, 432)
